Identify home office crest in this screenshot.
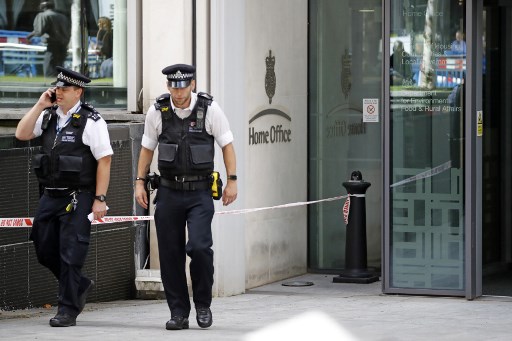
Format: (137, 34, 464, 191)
(248, 50, 292, 146)
(265, 50, 276, 104)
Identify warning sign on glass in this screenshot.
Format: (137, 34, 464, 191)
(363, 98, 379, 123)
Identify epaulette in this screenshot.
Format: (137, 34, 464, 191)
(155, 93, 172, 120)
(86, 111, 101, 122)
(156, 93, 171, 103)
(81, 102, 101, 122)
(155, 93, 171, 111)
(197, 92, 213, 105)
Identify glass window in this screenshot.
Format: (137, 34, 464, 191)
(389, 0, 466, 291)
(0, 0, 126, 108)
(309, 0, 382, 271)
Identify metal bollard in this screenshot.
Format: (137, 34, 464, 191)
(333, 170, 379, 284)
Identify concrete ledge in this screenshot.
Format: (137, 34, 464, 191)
(135, 269, 165, 300)
(0, 108, 146, 122)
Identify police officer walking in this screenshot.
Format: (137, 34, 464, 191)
(15, 66, 113, 327)
(135, 64, 237, 330)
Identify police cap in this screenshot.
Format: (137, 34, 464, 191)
(52, 66, 91, 88)
(162, 64, 195, 88)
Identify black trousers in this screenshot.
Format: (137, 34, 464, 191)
(154, 187, 215, 318)
(30, 191, 94, 317)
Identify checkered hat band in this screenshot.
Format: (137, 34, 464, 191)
(167, 71, 194, 80)
(57, 72, 86, 87)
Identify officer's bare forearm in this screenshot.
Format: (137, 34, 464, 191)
(137, 147, 154, 178)
(221, 143, 237, 206)
(96, 155, 112, 196)
(15, 103, 46, 140)
(222, 143, 236, 177)
(135, 147, 154, 209)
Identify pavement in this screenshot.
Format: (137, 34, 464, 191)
(1, 273, 512, 340)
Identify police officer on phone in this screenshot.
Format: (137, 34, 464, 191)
(134, 63, 237, 330)
(15, 66, 113, 327)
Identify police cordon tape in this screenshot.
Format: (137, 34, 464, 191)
(390, 160, 452, 188)
(0, 160, 452, 231)
(0, 194, 374, 249)
(0, 158, 453, 232)
(0, 194, 361, 230)
(0, 216, 154, 228)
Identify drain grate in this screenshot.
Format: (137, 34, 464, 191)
(282, 281, 314, 287)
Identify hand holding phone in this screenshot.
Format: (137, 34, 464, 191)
(50, 92, 57, 103)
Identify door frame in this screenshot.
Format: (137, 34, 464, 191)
(464, 0, 483, 300)
(381, 0, 483, 299)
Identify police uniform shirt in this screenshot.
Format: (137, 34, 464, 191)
(33, 101, 114, 160)
(141, 92, 234, 151)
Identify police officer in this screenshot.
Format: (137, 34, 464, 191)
(135, 64, 237, 330)
(15, 66, 113, 327)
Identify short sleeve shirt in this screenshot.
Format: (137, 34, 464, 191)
(141, 92, 234, 151)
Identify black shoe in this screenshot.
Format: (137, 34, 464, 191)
(49, 313, 76, 327)
(78, 279, 94, 314)
(196, 307, 212, 328)
(166, 316, 189, 330)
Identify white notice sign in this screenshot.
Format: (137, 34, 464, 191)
(363, 98, 379, 123)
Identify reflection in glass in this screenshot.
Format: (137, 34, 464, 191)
(390, 40, 413, 86)
(0, 0, 126, 108)
(309, 0, 382, 271)
(389, 0, 465, 291)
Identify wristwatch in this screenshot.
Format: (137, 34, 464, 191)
(227, 175, 237, 180)
(94, 194, 107, 202)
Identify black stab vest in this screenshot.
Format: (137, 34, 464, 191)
(156, 92, 214, 179)
(32, 104, 100, 190)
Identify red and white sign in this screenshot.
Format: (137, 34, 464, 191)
(363, 98, 379, 123)
(0, 218, 33, 227)
(343, 196, 350, 225)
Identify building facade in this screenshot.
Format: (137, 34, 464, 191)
(1, 0, 511, 305)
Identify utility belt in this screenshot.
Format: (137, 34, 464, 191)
(43, 188, 77, 198)
(160, 176, 211, 191)
(146, 172, 222, 199)
(43, 187, 93, 198)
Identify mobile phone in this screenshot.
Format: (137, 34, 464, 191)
(50, 92, 56, 103)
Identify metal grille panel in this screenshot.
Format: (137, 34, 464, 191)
(0, 129, 137, 310)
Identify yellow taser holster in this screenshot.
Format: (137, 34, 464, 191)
(211, 171, 223, 200)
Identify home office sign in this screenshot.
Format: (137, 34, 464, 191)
(248, 50, 292, 146)
(249, 108, 292, 145)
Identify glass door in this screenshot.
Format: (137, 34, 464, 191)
(308, 0, 383, 272)
(383, 0, 482, 297)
